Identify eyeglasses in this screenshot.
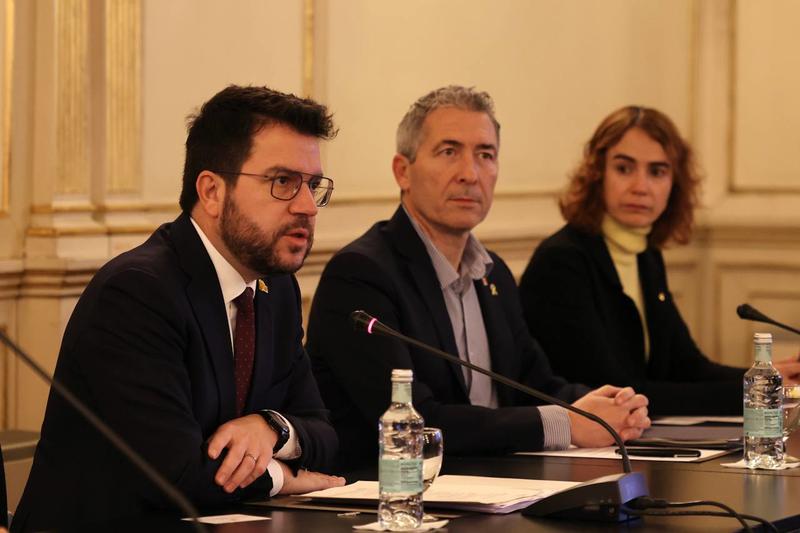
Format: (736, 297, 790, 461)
(213, 170, 334, 207)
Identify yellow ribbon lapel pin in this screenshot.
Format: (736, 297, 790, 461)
(482, 277, 498, 295)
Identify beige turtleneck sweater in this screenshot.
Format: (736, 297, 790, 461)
(601, 215, 652, 358)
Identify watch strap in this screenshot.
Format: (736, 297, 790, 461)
(260, 411, 290, 454)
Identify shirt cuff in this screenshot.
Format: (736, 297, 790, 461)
(267, 410, 302, 460)
(539, 405, 571, 450)
(267, 460, 284, 497)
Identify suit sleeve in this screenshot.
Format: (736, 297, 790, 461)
(71, 268, 271, 508)
(309, 251, 559, 455)
(645, 305, 744, 415)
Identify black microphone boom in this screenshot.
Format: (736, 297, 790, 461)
(350, 310, 635, 470)
(0, 329, 207, 532)
(349, 310, 648, 522)
(737, 303, 800, 336)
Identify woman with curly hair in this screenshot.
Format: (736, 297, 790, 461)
(519, 106, 800, 415)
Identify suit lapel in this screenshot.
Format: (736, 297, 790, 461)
(587, 227, 656, 373)
(474, 275, 518, 406)
(171, 214, 237, 421)
(638, 250, 668, 374)
(386, 208, 468, 397)
(249, 281, 274, 411)
(574, 226, 647, 371)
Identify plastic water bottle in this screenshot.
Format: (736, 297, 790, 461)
(378, 369, 424, 530)
(743, 332, 784, 469)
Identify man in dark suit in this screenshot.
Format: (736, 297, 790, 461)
(13, 86, 344, 531)
(306, 85, 652, 471)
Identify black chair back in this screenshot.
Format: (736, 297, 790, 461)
(0, 443, 7, 528)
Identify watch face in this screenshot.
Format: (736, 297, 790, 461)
(269, 413, 288, 434)
(267, 413, 289, 452)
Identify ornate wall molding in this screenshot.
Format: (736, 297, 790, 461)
(302, 0, 314, 98)
(104, 0, 141, 194)
(0, 0, 13, 214)
(30, 201, 176, 214)
(25, 225, 148, 237)
(0, 263, 21, 299)
(0, 262, 96, 299)
(55, 0, 90, 195)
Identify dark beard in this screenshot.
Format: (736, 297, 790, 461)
(220, 195, 314, 276)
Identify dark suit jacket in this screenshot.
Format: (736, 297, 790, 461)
(519, 224, 743, 416)
(1, 443, 7, 528)
(305, 207, 588, 470)
(12, 214, 337, 532)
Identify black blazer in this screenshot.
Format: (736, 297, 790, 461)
(306, 208, 588, 470)
(519, 224, 743, 416)
(0, 442, 7, 528)
(12, 214, 337, 531)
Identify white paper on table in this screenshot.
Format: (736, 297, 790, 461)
(652, 416, 743, 426)
(517, 445, 732, 462)
(182, 514, 271, 524)
(302, 475, 579, 513)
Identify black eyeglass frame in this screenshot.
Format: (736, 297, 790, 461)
(212, 169, 334, 207)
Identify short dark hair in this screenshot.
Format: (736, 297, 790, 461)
(396, 85, 500, 162)
(560, 106, 700, 248)
(179, 85, 337, 212)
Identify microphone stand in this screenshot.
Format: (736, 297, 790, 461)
(350, 310, 648, 522)
(0, 329, 207, 533)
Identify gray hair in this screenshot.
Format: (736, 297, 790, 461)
(396, 85, 500, 162)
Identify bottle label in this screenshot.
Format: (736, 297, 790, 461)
(754, 343, 772, 363)
(392, 383, 413, 404)
(744, 407, 783, 437)
(379, 458, 423, 493)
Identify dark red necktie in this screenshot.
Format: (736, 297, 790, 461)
(233, 287, 255, 416)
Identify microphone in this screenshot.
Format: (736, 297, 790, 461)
(0, 330, 207, 532)
(737, 303, 800, 336)
(349, 310, 648, 522)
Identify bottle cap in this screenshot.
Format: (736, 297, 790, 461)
(754, 332, 773, 344)
(391, 368, 413, 382)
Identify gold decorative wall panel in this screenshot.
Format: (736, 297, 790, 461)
(0, 0, 14, 214)
(302, 0, 314, 98)
(105, 0, 141, 194)
(55, 0, 90, 195)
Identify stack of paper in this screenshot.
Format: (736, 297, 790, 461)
(652, 416, 743, 425)
(303, 475, 580, 514)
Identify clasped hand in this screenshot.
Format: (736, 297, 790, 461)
(207, 414, 276, 493)
(569, 385, 651, 447)
(206, 413, 345, 495)
(774, 356, 800, 386)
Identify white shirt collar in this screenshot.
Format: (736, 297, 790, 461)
(190, 217, 256, 304)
